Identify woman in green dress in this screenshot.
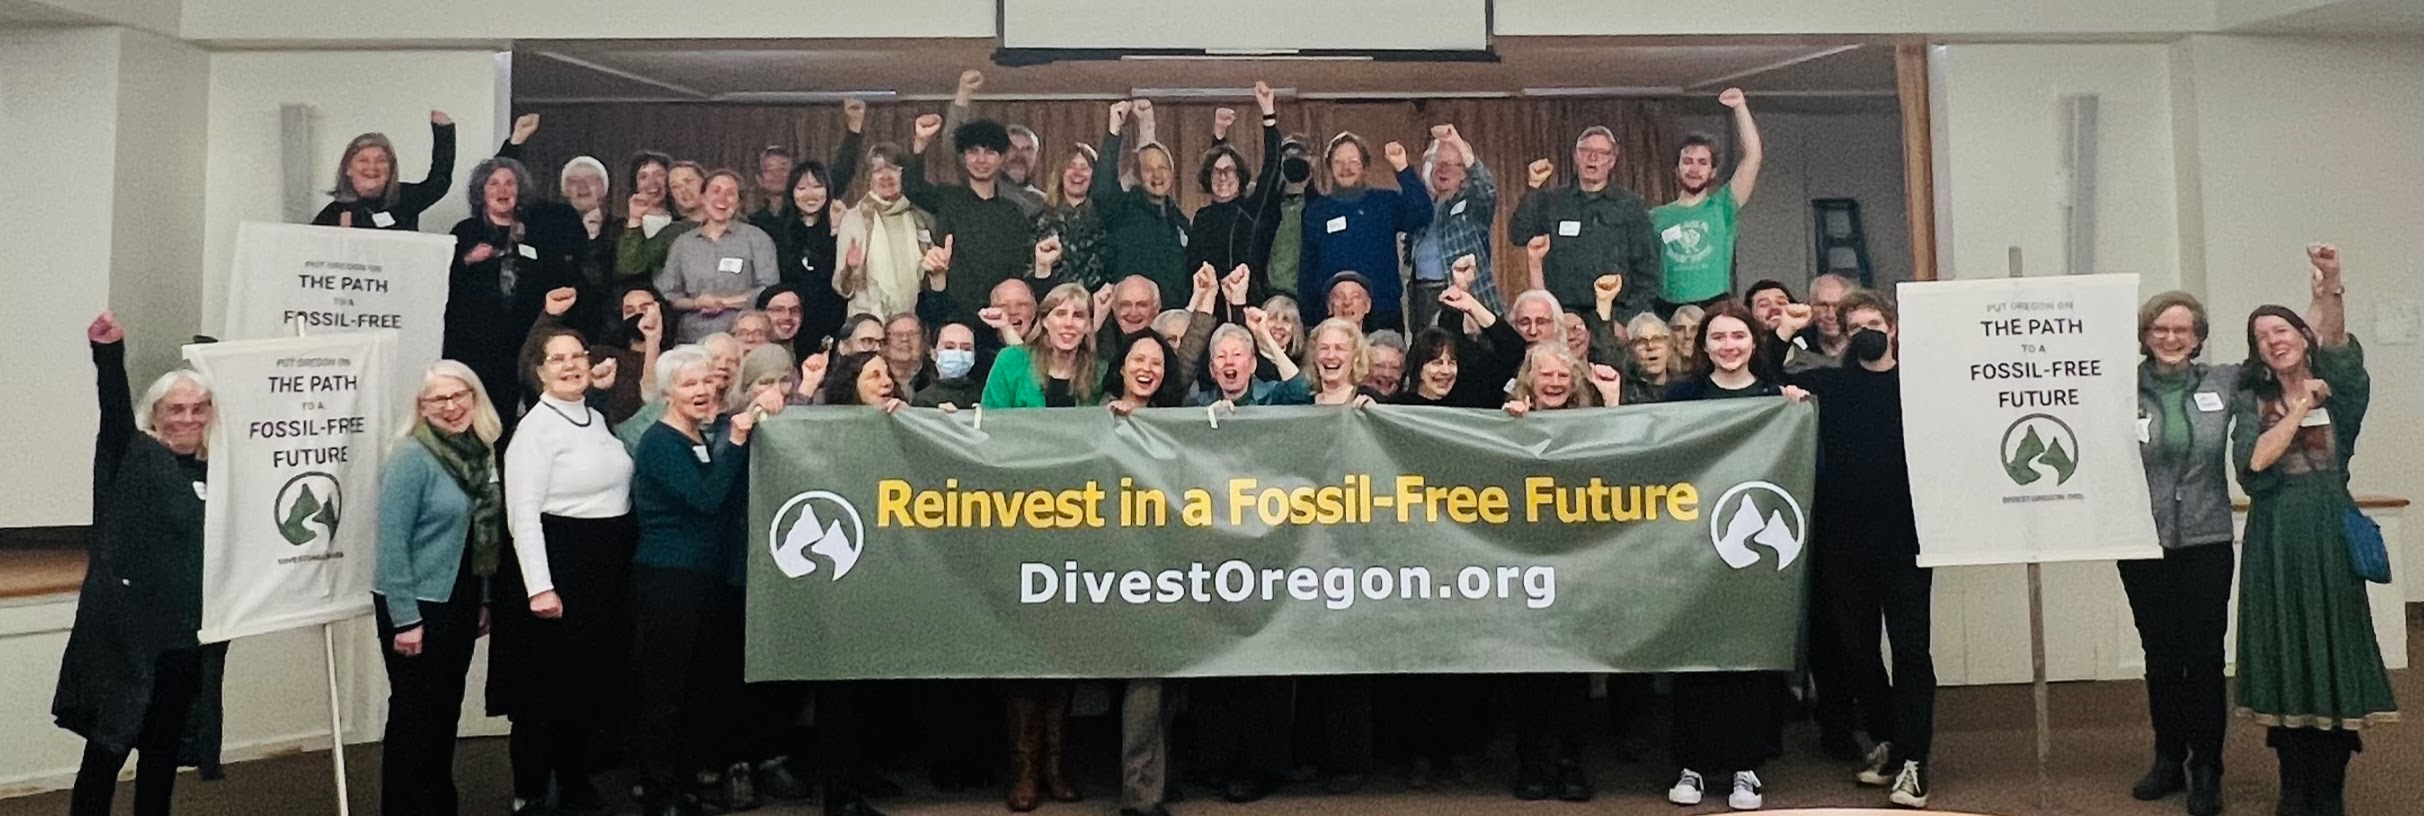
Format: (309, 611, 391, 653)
(2230, 243, 2391, 816)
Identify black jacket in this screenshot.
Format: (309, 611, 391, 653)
(444, 202, 590, 406)
(311, 121, 458, 232)
(1186, 119, 1287, 302)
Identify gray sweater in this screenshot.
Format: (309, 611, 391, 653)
(657, 221, 779, 344)
(2138, 359, 2240, 549)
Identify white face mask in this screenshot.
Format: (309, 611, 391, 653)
(936, 348, 977, 380)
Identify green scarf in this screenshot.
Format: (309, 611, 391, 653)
(414, 423, 503, 577)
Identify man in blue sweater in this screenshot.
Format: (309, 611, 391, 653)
(1300, 133, 1431, 333)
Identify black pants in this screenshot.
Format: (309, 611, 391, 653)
(815, 681, 877, 799)
(499, 514, 638, 803)
(633, 566, 746, 797)
(70, 648, 204, 816)
(1192, 677, 1294, 781)
(2119, 543, 2234, 767)
(1671, 672, 1779, 774)
(1378, 674, 1490, 763)
(374, 586, 484, 816)
(1295, 676, 1371, 776)
(1811, 554, 1937, 764)
(1508, 674, 1589, 766)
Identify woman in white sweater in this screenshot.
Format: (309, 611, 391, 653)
(491, 325, 639, 815)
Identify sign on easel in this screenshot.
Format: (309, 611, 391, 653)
(224, 222, 452, 374)
(1895, 273, 2160, 568)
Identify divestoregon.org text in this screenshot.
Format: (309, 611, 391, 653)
(1020, 561, 1556, 610)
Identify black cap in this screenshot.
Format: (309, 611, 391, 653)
(1326, 271, 1374, 296)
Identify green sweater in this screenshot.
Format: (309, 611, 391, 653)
(614, 219, 696, 284)
(630, 420, 750, 585)
(1095, 132, 1192, 306)
(980, 344, 1108, 408)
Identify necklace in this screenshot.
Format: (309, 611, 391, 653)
(541, 398, 593, 428)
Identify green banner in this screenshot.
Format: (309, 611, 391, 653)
(746, 400, 1815, 681)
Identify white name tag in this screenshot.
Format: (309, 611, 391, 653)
(1661, 224, 1685, 243)
(192, 481, 208, 501)
(371, 211, 396, 228)
(2137, 416, 2152, 444)
(516, 243, 539, 260)
(2301, 407, 2332, 428)
(717, 257, 745, 274)
(1557, 220, 1581, 237)
(2193, 391, 2223, 412)
(691, 444, 712, 463)
(1325, 216, 1347, 234)
(1449, 200, 1468, 216)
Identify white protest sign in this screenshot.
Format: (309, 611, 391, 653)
(225, 222, 452, 373)
(1896, 274, 2159, 567)
(188, 332, 395, 642)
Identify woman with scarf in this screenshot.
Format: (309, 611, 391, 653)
(58, 311, 222, 816)
(2231, 245, 2387, 816)
(836, 144, 938, 321)
(314, 111, 457, 231)
(374, 361, 506, 816)
(445, 156, 588, 409)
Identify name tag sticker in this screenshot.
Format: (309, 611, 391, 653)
(2301, 407, 2332, 428)
(371, 211, 396, 228)
(516, 244, 539, 260)
(1556, 220, 1581, 237)
(691, 444, 712, 463)
(917, 229, 933, 243)
(1661, 224, 1685, 243)
(1178, 229, 1189, 247)
(1325, 216, 1347, 234)
(192, 481, 208, 501)
(717, 257, 745, 274)
(2137, 416, 2152, 444)
(1449, 200, 1468, 216)
(2194, 391, 2224, 412)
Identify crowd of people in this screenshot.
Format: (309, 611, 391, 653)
(50, 65, 2389, 816)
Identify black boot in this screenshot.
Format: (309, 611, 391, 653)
(2273, 743, 2309, 816)
(2307, 740, 2349, 816)
(2185, 761, 2224, 816)
(2137, 753, 2189, 800)
(1510, 759, 1551, 801)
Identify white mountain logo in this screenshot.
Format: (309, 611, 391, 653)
(1708, 481, 1806, 570)
(769, 491, 866, 581)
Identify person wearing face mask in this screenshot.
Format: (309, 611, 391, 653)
(1652, 88, 1762, 315)
(1188, 82, 1287, 301)
(658, 170, 780, 345)
(370, 362, 506, 816)
(1781, 291, 1935, 809)
(752, 99, 868, 347)
(58, 312, 224, 816)
(1268, 135, 1316, 302)
(616, 151, 687, 283)
(447, 157, 590, 409)
(838, 144, 940, 323)
(1301, 131, 1432, 332)
(2232, 245, 2382, 816)
(913, 323, 986, 409)
(1033, 145, 1112, 291)
(1659, 302, 1808, 812)
(1405, 123, 1501, 328)
(630, 345, 786, 816)
(492, 326, 641, 816)
(979, 283, 1105, 812)
(906, 107, 1029, 323)
(315, 111, 457, 230)
(939, 70, 1047, 217)
(1095, 99, 1193, 308)
(1510, 127, 1660, 321)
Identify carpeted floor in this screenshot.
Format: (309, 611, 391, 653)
(14, 618, 2424, 816)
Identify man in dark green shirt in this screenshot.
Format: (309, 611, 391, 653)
(905, 113, 1031, 324)
(1509, 126, 1662, 322)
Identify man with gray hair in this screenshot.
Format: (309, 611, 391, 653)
(1807, 272, 1856, 359)
(1363, 329, 1407, 397)
(1510, 126, 1661, 322)
(1405, 124, 1501, 328)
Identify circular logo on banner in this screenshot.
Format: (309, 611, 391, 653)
(1708, 481, 1805, 571)
(273, 471, 344, 547)
(2001, 413, 2080, 486)
(769, 491, 867, 582)
(1669, 222, 1713, 264)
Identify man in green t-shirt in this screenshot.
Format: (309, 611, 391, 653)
(1652, 87, 1764, 317)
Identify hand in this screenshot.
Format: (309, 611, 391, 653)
(465, 243, 498, 265)
(1132, 98, 1154, 120)
(842, 97, 867, 131)
(1351, 394, 1376, 408)
(799, 352, 829, 395)
(827, 200, 849, 233)
(529, 590, 563, 619)
(1252, 81, 1277, 114)
(1781, 385, 1812, 404)
(958, 69, 984, 95)
(1439, 286, 1477, 315)
(1213, 107, 1237, 137)
(510, 113, 541, 145)
(588, 357, 617, 388)
(879, 397, 906, 414)
(2291, 379, 2331, 411)
(1777, 302, 1814, 335)
(1032, 235, 1062, 274)
(1108, 100, 1133, 133)
(392, 625, 425, 657)
(1590, 363, 1623, 404)
(543, 287, 577, 316)
(1192, 263, 1218, 299)
(429, 110, 452, 126)
(1718, 87, 1747, 109)
(1211, 398, 1237, 413)
(1526, 234, 1551, 262)
(753, 384, 787, 417)
(1221, 265, 1250, 305)
(1450, 254, 1478, 291)
(637, 309, 662, 342)
(845, 239, 865, 270)
(1592, 274, 1622, 305)
(1431, 124, 1455, 142)
(937, 402, 960, 413)
(728, 410, 758, 446)
(921, 235, 955, 274)
(1108, 399, 1140, 417)
(1243, 306, 1270, 341)
(2308, 242, 2342, 292)
(1092, 284, 1116, 317)
(979, 307, 1012, 332)
(912, 113, 944, 149)
(1383, 141, 1410, 172)
(1590, 363, 1620, 384)
(1527, 158, 1554, 189)
(88, 311, 123, 345)
(626, 193, 657, 226)
(1503, 399, 1530, 418)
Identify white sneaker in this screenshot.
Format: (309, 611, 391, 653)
(1856, 741, 1895, 786)
(1889, 760, 1930, 809)
(1667, 769, 1705, 805)
(1729, 770, 1765, 810)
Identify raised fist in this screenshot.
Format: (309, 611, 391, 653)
(1252, 81, 1276, 113)
(1221, 265, 1250, 304)
(1214, 108, 1238, 133)
(510, 113, 541, 144)
(2308, 242, 2342, 279)
(1718, 87, 1747, 109)
(958, 69, 984, 93)
(1383, 142, 1410, 172)
(543, 287, 577, 316)
(1526, 158, 1554, 189)
(1032, 235, 1063, 274)
(1526, 234, 1552, 262)
(842, 97, 868, 130)
(429, 110, 452, 126)
(978, 307, 1012, 331)
(1431, 124, 1455, 142)
(1778, 302, 1814, 334)
(1450, 254, 1479, 291)
(1132, 98, 1154, 117)
(88, 311, 123, 345)
(1192, 262, 1218, 295)
(913, 114, 944, 143)
(1592, 275, 1622, 303)
(1108, 100, 1133, 132)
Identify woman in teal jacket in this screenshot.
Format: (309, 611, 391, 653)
(373, 360, 506, 816)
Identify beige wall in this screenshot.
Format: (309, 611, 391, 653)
(1679, 110, 1913, 294)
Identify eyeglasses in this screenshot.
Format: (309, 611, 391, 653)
(542, 354, 585, 366)
(419, 390, 474, 407)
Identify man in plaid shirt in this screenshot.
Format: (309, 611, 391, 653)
(1403, 124, 1500, 330)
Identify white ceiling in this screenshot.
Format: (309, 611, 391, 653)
(513, 36, 1900, 113)
(2237, 0, 2424, 34)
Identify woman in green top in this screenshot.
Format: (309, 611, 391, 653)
(976, 282, 1102, 812)
(2229, 244, 2387, 816)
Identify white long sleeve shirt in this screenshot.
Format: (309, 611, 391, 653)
(504, 394, 635, 595)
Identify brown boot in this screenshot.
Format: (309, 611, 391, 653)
(1041, 684, 1082, 802)
(1005, 693, 1042, 812)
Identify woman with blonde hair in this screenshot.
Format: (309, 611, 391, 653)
(373, 360, 505, 816)
(1302, 318, 1378, 407)
(1032, 143, 1111, 290)
(314, 110, 458, 231)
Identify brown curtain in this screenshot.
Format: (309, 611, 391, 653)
(516, 99, 1681, 301)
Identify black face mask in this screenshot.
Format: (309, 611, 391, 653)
(1847, 328, 1890, 362)
(1281, 156, 1311, 184)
